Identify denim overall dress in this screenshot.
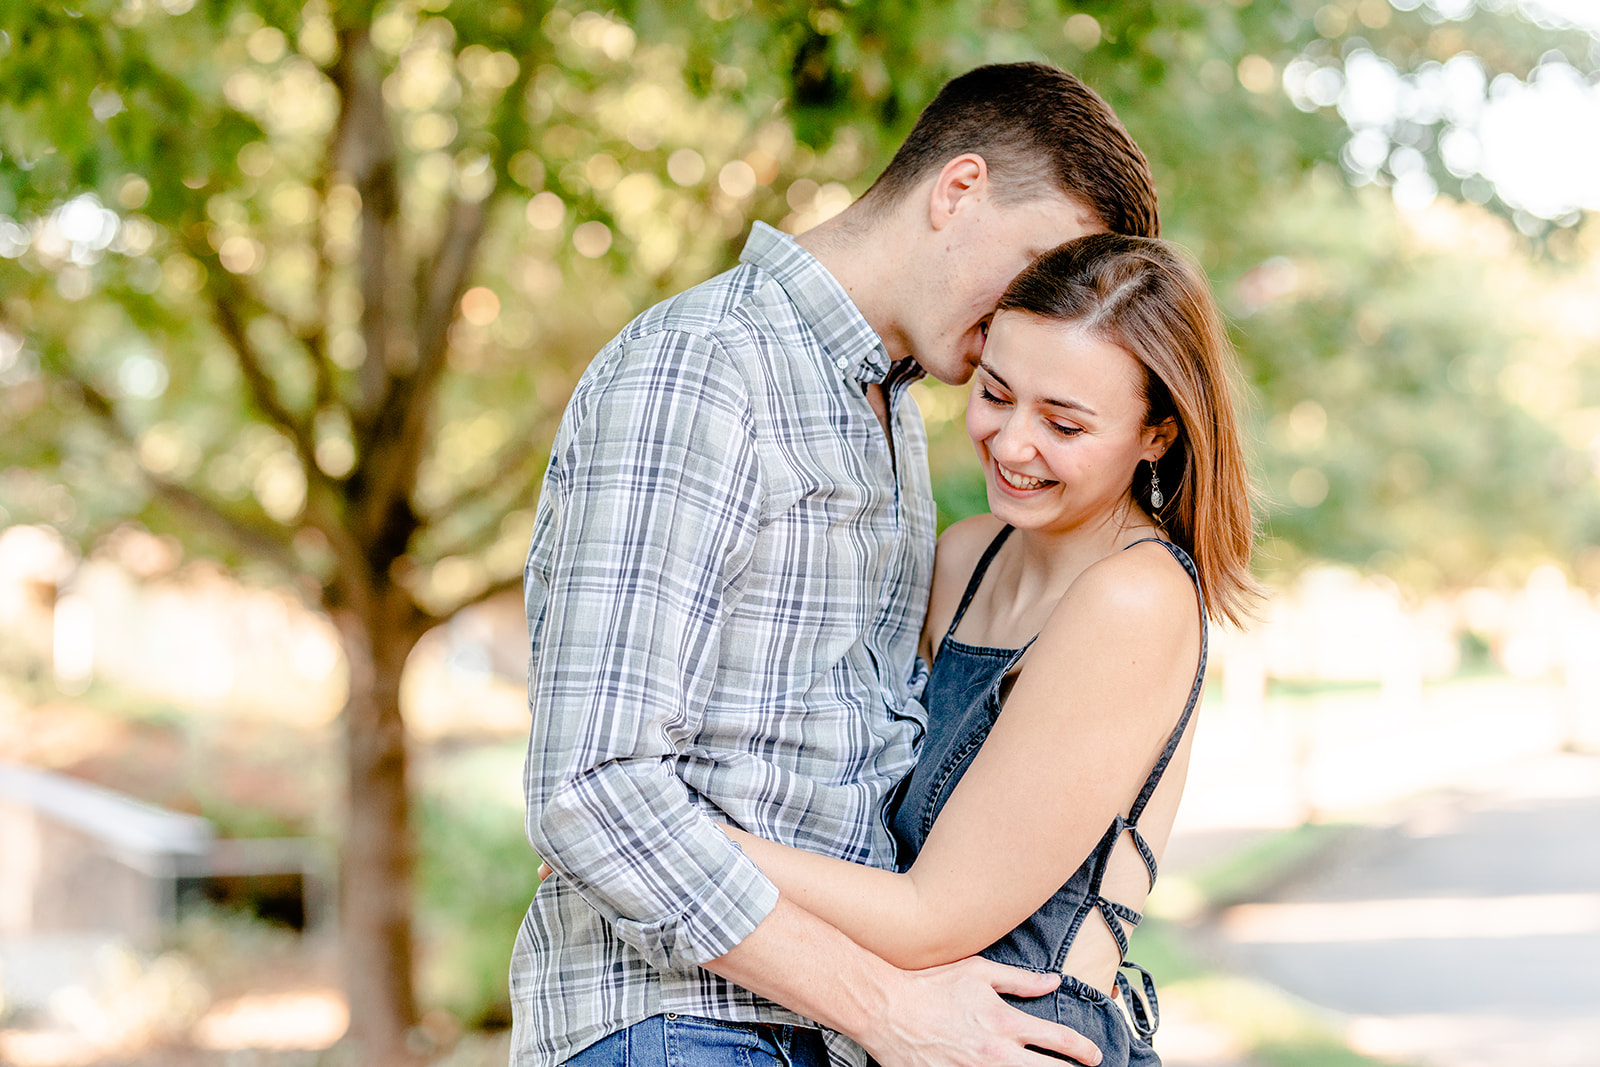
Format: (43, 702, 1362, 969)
(889, 526, 1208, 1066)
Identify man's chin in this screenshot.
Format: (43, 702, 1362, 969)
(943, 352, 982, 386)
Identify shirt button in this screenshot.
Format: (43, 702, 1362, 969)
(835, 356, 850, 369)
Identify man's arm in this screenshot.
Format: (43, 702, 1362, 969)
(525, 329, 776, 969)
(708, 897, 1102, 1067)
(525, 330, 1099, 1064)
(528, 861, 1103, 1066)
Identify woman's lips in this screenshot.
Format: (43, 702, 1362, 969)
(995, 463, 1055, 492)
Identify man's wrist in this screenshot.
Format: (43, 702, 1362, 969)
(805, 932, 898, 1043)
(703, 895, 899, 1041)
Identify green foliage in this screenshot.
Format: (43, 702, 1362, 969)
(3, 0, 1596, 588)
(415, 744, 534, 1029)
(1186, 822, 1355, 911)
(1232, 179, 1597, 584)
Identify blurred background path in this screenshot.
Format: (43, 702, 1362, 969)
(1150, 682, 1600, 1067)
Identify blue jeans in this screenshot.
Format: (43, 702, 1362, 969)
(565, 1013, 830, 1067)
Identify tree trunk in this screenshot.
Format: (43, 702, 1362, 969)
(334, 599, 422, 1063)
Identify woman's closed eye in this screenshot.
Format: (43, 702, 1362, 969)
(978, 386, 1011, 406)
(1049, 422, 1085, 438)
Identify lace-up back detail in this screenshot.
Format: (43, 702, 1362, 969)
(889, 525, 1208, 1046)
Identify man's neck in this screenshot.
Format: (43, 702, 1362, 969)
(795, 205, 917, 368)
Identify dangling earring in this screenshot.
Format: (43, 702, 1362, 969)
(1148, 460, 1163, 510)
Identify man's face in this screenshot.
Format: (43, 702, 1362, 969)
(912, 193, 1104, 387)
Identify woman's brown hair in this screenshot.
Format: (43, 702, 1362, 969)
(996, 233, 1260, 625)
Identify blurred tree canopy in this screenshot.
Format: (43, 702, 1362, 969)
(2, 0, 1597, 1051)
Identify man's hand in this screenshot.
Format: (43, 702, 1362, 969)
(704, 896, 1100, 1067)
(864, 957, 1101, 1067)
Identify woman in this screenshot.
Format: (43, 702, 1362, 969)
(720, 232, 1259, 1065)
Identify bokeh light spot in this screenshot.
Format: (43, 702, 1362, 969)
(526, 191, 565, 230)
(667, 148, 706, 186)
(1063, 14, 1101, 50)
(1289, 467, 1330, 508)
(718, 160, 757, 199)
(460, 286, 501, 326)
(573, 221, 613, 259)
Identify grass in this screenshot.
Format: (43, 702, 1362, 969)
(1186, 822, 1355, 909)
(1171, 967, 1403, 1067)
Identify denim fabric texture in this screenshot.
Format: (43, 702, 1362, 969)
(564, 1014, 830, 1067)
(890, 527, 1209, 1067)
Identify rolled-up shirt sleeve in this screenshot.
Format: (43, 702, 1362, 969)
(522, 327, 777, 972)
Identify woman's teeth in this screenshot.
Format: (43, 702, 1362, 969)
(998, 465, 1051, 491)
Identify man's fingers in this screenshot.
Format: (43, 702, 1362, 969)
(537, 862, 553, 881)
(952, 960, 1101, 1066)
(973, 958, 1062, 998)
(1017, 1018, 1102, 1067)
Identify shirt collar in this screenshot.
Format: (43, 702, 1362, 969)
(739, 222, 893, 385)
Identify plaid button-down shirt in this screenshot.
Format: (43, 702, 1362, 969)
(511, 223, 937, 1066)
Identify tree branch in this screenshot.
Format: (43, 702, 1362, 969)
(329, 23, 400, 430)
(69, 372, 300, 574)
(200, 268, 320, 461)
(414, 514, 507, 574)
(355, 191, 486, 552)
(303, 321, 338, 412)
(419, 425, 547, 530)
(392, 194, 487, 443)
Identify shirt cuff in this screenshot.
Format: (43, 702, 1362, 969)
(610, 843, 781, 971)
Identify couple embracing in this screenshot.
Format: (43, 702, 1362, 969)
(511, 61, 1258, 1067)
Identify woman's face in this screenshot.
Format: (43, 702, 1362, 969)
(966, 311, 1167, 536)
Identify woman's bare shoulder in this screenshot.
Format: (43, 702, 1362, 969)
(934, 514, 1008, 580)
(924, 514, 1007, 649)
(1044, 539, 1199, 648)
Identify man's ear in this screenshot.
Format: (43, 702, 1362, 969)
(927, 154, 989, 232)
(1145, 416, 1179, 459)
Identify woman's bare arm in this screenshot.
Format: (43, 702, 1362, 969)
(724, 543, 1200, 969)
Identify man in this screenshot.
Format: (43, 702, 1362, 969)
(513, 62, 1159, 1067)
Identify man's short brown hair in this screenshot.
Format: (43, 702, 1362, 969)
(861, 62, 1159, 238)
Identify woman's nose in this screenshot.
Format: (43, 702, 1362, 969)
(990, 416, 1035, 464)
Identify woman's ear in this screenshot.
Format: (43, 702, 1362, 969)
(1144, 416, 1179, 460)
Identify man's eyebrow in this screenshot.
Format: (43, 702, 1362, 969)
(977, 360, 1099, 417)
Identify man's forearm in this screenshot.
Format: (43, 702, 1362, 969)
(704, 895, 1104, 1067)
(704, 894, 889, 1039)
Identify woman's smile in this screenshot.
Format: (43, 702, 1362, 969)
(994, 462, 1057, 493)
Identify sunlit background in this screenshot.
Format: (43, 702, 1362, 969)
(1, 1, 1597, 1065)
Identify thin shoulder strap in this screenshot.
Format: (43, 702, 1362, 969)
(1123, 538, 1208, 827)
(945, 524, 1015, 639)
